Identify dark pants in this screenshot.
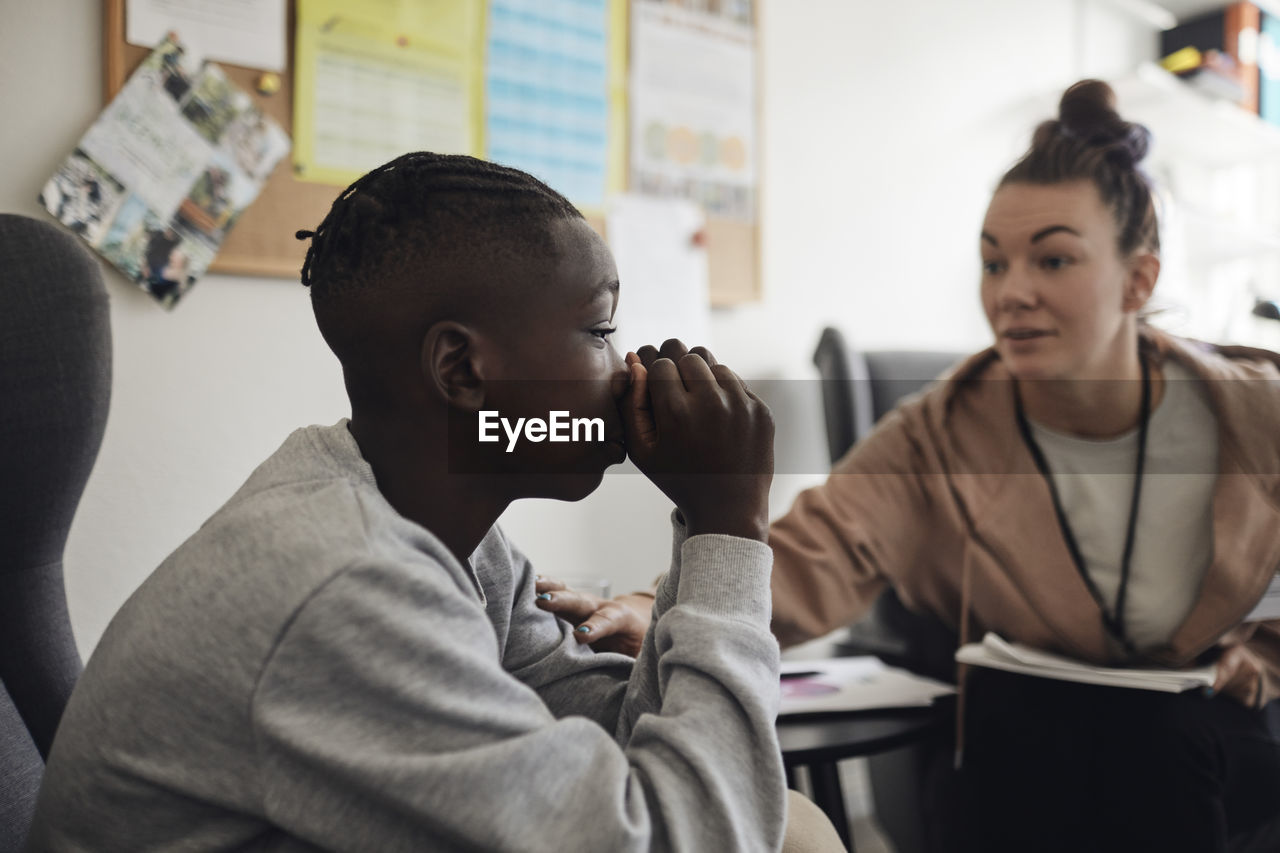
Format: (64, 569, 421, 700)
(959, 669, 1280, 853)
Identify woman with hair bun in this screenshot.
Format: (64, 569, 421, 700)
(545, 79, 1280, 852)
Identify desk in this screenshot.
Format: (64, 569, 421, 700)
(777, 705, 948, 852)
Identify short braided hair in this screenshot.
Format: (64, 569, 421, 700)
(1000, 80, 1160, 256)
(297, 152, 583, 301)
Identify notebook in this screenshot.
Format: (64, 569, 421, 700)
(955, 633, 1216, 694)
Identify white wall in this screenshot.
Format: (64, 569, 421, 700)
(0, 0, 1155, 655)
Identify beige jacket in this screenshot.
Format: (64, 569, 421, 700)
(770, 327, 1280, 707)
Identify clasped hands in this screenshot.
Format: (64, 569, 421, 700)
(535, 338, 768, 656)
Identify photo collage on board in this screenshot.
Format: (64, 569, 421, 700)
(40, 35, 290, 308)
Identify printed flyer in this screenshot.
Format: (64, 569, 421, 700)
(40, 35, 290, 308)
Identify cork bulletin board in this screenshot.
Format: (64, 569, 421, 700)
(102, 0, 759, 303)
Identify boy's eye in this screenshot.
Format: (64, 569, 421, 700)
(981, 260, 1004, 275)
(590, 326, 617, 340)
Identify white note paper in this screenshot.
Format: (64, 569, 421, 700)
(605, 194, 711, 356)
(127, 0, 287, 71)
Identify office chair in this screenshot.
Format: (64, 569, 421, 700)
(0, 214, 111, 850)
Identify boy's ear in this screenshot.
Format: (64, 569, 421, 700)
(422, 321, 491, 411)
(1123, 251, 1160, 313)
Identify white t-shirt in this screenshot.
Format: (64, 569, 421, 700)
(1029, 361, 1219, 654)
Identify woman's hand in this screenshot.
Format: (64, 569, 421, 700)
(1211, 645, 1265, 708)
(534, 576, 654, 657)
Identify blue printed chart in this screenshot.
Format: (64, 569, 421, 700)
(485, 0, 612, 209)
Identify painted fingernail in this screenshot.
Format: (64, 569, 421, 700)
(575, 625, 592, 634)
(537, 593, 552, 601)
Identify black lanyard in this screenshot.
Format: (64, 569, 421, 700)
(1012, 351, 1151, 657)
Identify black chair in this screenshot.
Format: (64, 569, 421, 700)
(0, 214, 112, 851)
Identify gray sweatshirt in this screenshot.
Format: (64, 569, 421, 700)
(27, 422, 785, 852)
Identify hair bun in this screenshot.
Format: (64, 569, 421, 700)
(1056, 79, 1149, 169)
(1059, 79, 1117, 129)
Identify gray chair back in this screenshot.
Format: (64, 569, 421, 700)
(0, 214, 111, 850)
(812, 326, 963, 464)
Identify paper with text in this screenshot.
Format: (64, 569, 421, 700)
(485, 0, 623, 209)
(293, 0, 483, 185)
(127, 0, 286, 71)
(629, 0, 756, 221)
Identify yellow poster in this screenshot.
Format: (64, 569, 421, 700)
(293, 0, 484, 185)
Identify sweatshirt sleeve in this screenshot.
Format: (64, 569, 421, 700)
(250, 533, 784, 852)
(768, 406, 949, 648)
(501, 511, 689, 731)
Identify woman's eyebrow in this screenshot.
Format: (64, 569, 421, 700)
(982, 225, 1082, 247)
(1030, 225, 1081, 243)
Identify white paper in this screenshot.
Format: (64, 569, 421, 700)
(605, 194, 710, 356)
(955, 633, 1216, 694)
(779, 657, 955, 716)
(630, 1, 756, 220)
(127, 0, 287, 71)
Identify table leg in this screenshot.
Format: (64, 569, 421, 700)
(808, 760, 852, 851)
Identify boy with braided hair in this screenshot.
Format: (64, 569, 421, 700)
(28, 153, 834, 851)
